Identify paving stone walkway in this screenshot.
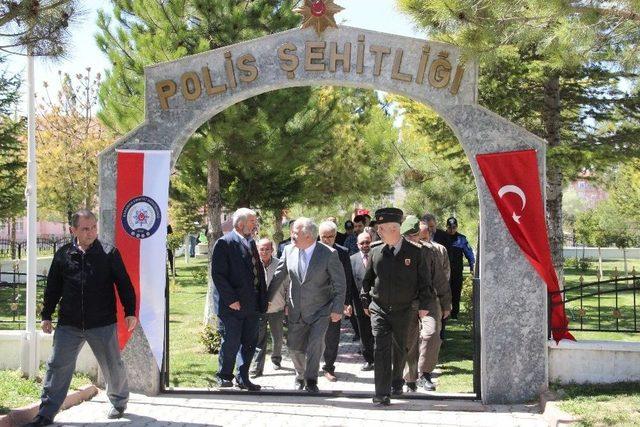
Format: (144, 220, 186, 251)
(50, 319, 547, 426)
(52, 391, 546, 426)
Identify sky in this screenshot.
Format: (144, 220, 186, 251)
(5, 0, 427, 114)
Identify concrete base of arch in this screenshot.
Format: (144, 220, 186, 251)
(98, 26, 548, 404)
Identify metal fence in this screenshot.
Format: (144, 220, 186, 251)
(0, 236, 73, 260)
(0, 271, 48, 329)
(549, 268, 640, 336)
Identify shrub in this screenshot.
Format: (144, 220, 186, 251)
(460, 275, 474, 315)
(199, 324, 221, 354)
(193, 267, 208, 284)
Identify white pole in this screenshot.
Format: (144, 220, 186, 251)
(25, 51, 38, 379)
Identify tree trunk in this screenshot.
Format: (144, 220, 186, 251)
(10, 217, 16, 260)
(598, 246, 603, 278)
(203, 157, 223, 327)
(623, 247, 628, 276)
(273, 208, 284, 244)
(542, 73, 565, 287)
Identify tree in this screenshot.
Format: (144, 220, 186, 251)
(396, 0, 640, 281)
(0, 0, 80, 56)
(36, 68, 109, 224)
(0, 55, 25, 222)
(97, 1, 399, 324)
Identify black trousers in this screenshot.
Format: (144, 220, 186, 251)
(450, 273, 463, 318)
(322, 319, 341, 372)
(369, 302, 412, 397)
(356, 313, 374, 363)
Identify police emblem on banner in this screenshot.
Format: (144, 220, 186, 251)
(121, 195, 162, 239)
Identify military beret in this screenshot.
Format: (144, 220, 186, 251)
(374, 207, 403, 225)
(447, 217, 458, 227)
(401, 215, 420, 236)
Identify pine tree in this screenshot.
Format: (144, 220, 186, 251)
(0, 56, 25, 221)
(396, 0, 640, 278)
(0, 0, 79, 56)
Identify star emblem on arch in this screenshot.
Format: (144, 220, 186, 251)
(294, 0, 344, 34)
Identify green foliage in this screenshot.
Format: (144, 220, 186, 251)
(97, 0, 399, 243)
(0, 0, 79, 57)
(0, 56, 25, 221)
(199, 324, 222, 354)
(564, 257, 593, 272)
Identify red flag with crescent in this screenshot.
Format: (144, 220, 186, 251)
(476, 149, 574, 343)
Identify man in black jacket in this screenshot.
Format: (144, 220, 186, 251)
(26, 210, 137, 427)
(318, 220, 356, 382)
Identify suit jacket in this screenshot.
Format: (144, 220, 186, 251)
(350, 251, 367, 293)
(360, 238, 435, 311)
(334, 243, 357, 306)
(211, 231, 268, 316)
(268, 242, 346, 324)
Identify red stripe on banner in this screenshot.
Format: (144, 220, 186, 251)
(115, 152, 144, 349)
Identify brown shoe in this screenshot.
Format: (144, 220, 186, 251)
(323, 371, 337, 382)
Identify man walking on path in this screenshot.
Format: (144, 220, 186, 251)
(318, 221, 356, 382)
(251, 238, 287, 377)
(444, 217, 475, 319)
(400, 215, 451, 392)
(268, 218, 346, 393)
(211, 208, 267, 391)
(26, 210, 137, 427)
(349, 232, 375, 372)
(361, 208, 435, 406)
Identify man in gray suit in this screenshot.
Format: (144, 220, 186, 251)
(268, 217, 346, 393)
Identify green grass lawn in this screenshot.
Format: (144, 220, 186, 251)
(436, 311, 474, 393)
(0, 367, 92, 415)
(552, 382, 640, 427)
(563, 258, 640, 341)
(168, 257, 219, 387)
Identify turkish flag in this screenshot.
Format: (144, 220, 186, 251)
(476, 149, 574, 342)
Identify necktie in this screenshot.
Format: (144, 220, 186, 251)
(383, 245, 395, 257)
(249, 241, 261, 292)
(298, 249, 307, 281)
(363, 253, 368, 268)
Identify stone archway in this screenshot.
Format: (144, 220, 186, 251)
(98, 26, 548, 404)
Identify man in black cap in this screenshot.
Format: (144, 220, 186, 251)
(445, 217, 475, 319)
(361, 208, 435, 406)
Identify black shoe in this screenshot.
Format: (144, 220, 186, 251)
(272, 362, 281, 370)
(236, 377, 261, 391)
(391, 386, 404, 396)
(304, 379, 319, 393)
(107, 406, 126, 419)
(217, 377, 234, 388)
(250, 370, 262, 379)
(372, 395, 391, 406)
(420, 373, 436, 391)
(23, 415, 53, 427)
(360, 362, 374, 371)
(405, 382, 417, 392)
(294, 379, 305, 390)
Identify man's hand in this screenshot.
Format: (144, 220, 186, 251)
(229, 301, 241, 310)
(284, 305, 289, 316)
(343, 305, 353, 317)
(125, 316, 138, 332)
(418, 309, 429, 319)
(442, 309, 451, 320)
(41, 320, 53, 334)
(330, 312, 342, 322)
(364, 308, 370, 317)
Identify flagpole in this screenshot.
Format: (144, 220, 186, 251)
(25, 48, 39, 379)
